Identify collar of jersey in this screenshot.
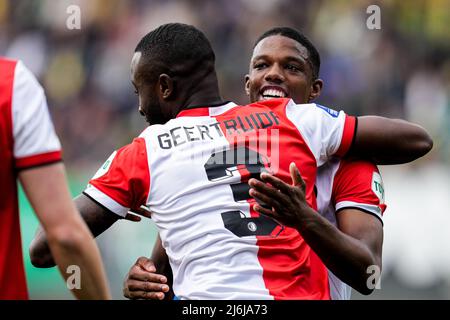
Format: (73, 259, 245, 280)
(176, 101, 234, 118)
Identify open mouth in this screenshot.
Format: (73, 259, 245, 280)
(260, 87, 288, 100)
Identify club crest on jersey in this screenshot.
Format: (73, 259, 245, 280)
(372, 172, 385, 204)
(92, 151, 117, 179)
(247, 222, 257, 232)
(315, 104, 339, 118)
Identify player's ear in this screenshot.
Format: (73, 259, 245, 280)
(308, 78, 323, 102)
(244, 74, 250, 96)
(159, 74, 174, 100)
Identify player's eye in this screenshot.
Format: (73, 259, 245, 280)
(286, 64, 301, 72)
(134, 89, 138, 95)
(254, 62, 268, 70)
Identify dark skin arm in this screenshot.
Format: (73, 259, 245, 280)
(29, 193, 120, 268)
(335, 209, 383, 293)
(352, 116, 433, 165)
(249, 163, 383, 295)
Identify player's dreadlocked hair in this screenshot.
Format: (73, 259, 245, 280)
(254, 27, 321, 80)
(135, 23, 216, 81)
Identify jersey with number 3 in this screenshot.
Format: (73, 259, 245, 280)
(85, 98, 356, 300)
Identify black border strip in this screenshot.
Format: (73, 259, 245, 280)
(0, 300, 444, 316)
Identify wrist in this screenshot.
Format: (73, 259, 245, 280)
(294, 205, 320, 233)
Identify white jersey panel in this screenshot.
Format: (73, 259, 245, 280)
(327, 269, 352, 300)
(12, 61, 61, 159)
(285, 100, 347, 166)
(316, 158, 340, 225)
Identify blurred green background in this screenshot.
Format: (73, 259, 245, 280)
(19, 177, 82, 299)
(19, 173, 159, 300)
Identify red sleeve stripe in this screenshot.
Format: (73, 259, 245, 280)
(335, 115, 356, 157)
(15, 150, 62, 169)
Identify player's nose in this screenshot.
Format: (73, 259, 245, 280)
(264, 64, 285, 84)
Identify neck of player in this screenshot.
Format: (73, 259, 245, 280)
(179, 71, 224, 110)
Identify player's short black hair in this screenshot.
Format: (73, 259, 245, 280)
(135, 23, 215, 81)
(254, 27, 320, 79)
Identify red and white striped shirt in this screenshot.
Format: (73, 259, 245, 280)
(85, 98, 356, 299)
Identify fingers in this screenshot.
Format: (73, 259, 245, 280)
(135, 256, 155, 272)
(259, 172, 291, 193)
(124, 212, 142, 222)
(127, 279, 170, 293)
(128, 206, 153, 219)
(129, 267, 167, 283)
(126, 291, 164, 300)
(249, 187, 282, 211)
(138, 205, 153, 218)
(289, 162, 305, 190)
(124, 287, 166, 300)
(130, 257, 168, 283)
(124, 258, 171, 300)
(249, 178, 284, 199)
(248, 179, 286, 207)
(253, 204, 274, 216)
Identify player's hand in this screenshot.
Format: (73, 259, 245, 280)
(248, 162, 311, 228)
(124, 206, 153, 222)
(123, 257, 170, 300)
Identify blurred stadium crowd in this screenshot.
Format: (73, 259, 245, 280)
(1, 0, 449, 299)
(1, 0, 448, 170)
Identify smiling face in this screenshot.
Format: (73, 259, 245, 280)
(245, 35, 322, 104)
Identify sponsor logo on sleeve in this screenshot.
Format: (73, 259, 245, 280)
(92, 151, 117, 180)
(372, 172, 385, 204)
(315, 104, 340, 118)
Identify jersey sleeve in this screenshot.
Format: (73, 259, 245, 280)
(83, 137, 151, 217)
(12, 61, 62, 170)
(332, 160, 386, 223)
(285, 101, 356, 166)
